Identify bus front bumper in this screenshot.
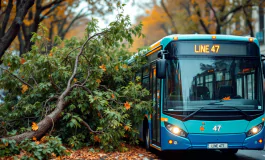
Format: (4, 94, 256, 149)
(161, 127, 265, 150)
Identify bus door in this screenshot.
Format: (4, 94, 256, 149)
(150, 64, 161, 146)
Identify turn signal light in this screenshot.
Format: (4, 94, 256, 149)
(212, 36, 216, 40)
(258, 139, 263, 144)
(249, 38, 253, 42)
(168, 140, 173, 144)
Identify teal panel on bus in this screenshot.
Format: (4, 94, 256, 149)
(161, 114, 188, 132)
(160, 34, 259, 49)
(245, 115, 264, 131)
(184, 120, 249, 134)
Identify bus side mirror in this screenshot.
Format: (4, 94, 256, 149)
(156, 59, 166, 79)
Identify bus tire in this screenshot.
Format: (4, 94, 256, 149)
(143, 121, 150, 151)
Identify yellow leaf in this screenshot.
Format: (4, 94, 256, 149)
(96, 79, 101, 84)
(73, 78, 77, 82)
(99, 64, 106, 71)
(32, 122, 39, 131)
(7, 62, 11, 67)
(21, 84, 29, 94)
(111, 94, 115, 99)
(5, 142, 8, 147)
(49, 52, 53, 57)
(124, 101, 131, 110)
(32, 136, 37, 141)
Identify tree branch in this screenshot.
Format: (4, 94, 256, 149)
(41, 0, 64, 12)
(221, 0, 251, 22)
(243, 7, 254, 37)
(0, 0, 35, 59)
(192, 2, 210, 34)
(65, 31, 107, 95)
(0, 67, 33, 88)
(206, 0, 220, 26)
(0, 0, 13, 38)
(160, 0, 178, 34)
(80, 120, 103, 134)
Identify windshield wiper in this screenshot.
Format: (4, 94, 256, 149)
(221, 106, 251, 121)
(182, 107, 205, 121)
(182, 106, 251, 121)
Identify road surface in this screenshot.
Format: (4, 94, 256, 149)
(155, 149, 265, 160)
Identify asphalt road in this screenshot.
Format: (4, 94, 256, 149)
(155, 149, 265, 160)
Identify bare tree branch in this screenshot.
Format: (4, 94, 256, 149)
(41, 0, 65, 12)
(0, 0, 13, 38)
(221, 0, 251, 22)
(192, 1, 210, 34)
(160, 0, 178, 34)
(0, 0, 35, 58)
(243, 7, 254, 37)
(206, 0, 220, 26)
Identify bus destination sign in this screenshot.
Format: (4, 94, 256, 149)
(194, 44, 220, 54)
(173, 41, 251, 56)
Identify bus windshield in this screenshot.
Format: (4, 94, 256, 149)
(164, 57, 263, 112)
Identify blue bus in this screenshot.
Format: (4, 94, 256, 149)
(132, 34, 265, 154)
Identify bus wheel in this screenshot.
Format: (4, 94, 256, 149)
(144, 125, 150, 151)
(222, 149, 238, 154)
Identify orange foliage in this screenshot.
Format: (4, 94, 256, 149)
(21, 84, 29, 94)
(96, 79, 101, 84)
(94, 135, 100, 142)
(20, 58, 26, 64)
(99, 64, 106, 72)
(32, 122, 39, 131)
(124, 101, 131, 110)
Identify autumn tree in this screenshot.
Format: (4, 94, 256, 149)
(130, 0, 265, 52)
(0, 4, 151, 158)
(0, 0, 121, 58)
(159, 0, 265, 35)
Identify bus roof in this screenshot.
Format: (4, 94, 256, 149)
(153, 34, 259, 50)
(127, 34, 259, 64)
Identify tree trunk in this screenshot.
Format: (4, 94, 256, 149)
(0, 0, 34, 59)
(216, 24, 221, 34)
(3, 98, 67, 143)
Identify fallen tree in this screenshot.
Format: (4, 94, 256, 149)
(0, 8, 151, 157)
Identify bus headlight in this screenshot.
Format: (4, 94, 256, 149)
(246, 123, 263, 137)
(165, 122, 187, 137)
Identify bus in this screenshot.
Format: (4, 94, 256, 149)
(130, 34, 265, 154)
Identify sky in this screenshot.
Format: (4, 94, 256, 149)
(77, 0, 146, 28)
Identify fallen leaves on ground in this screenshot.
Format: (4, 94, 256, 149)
(62, 145, 158, 160)
(1, 144, 159, 160)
